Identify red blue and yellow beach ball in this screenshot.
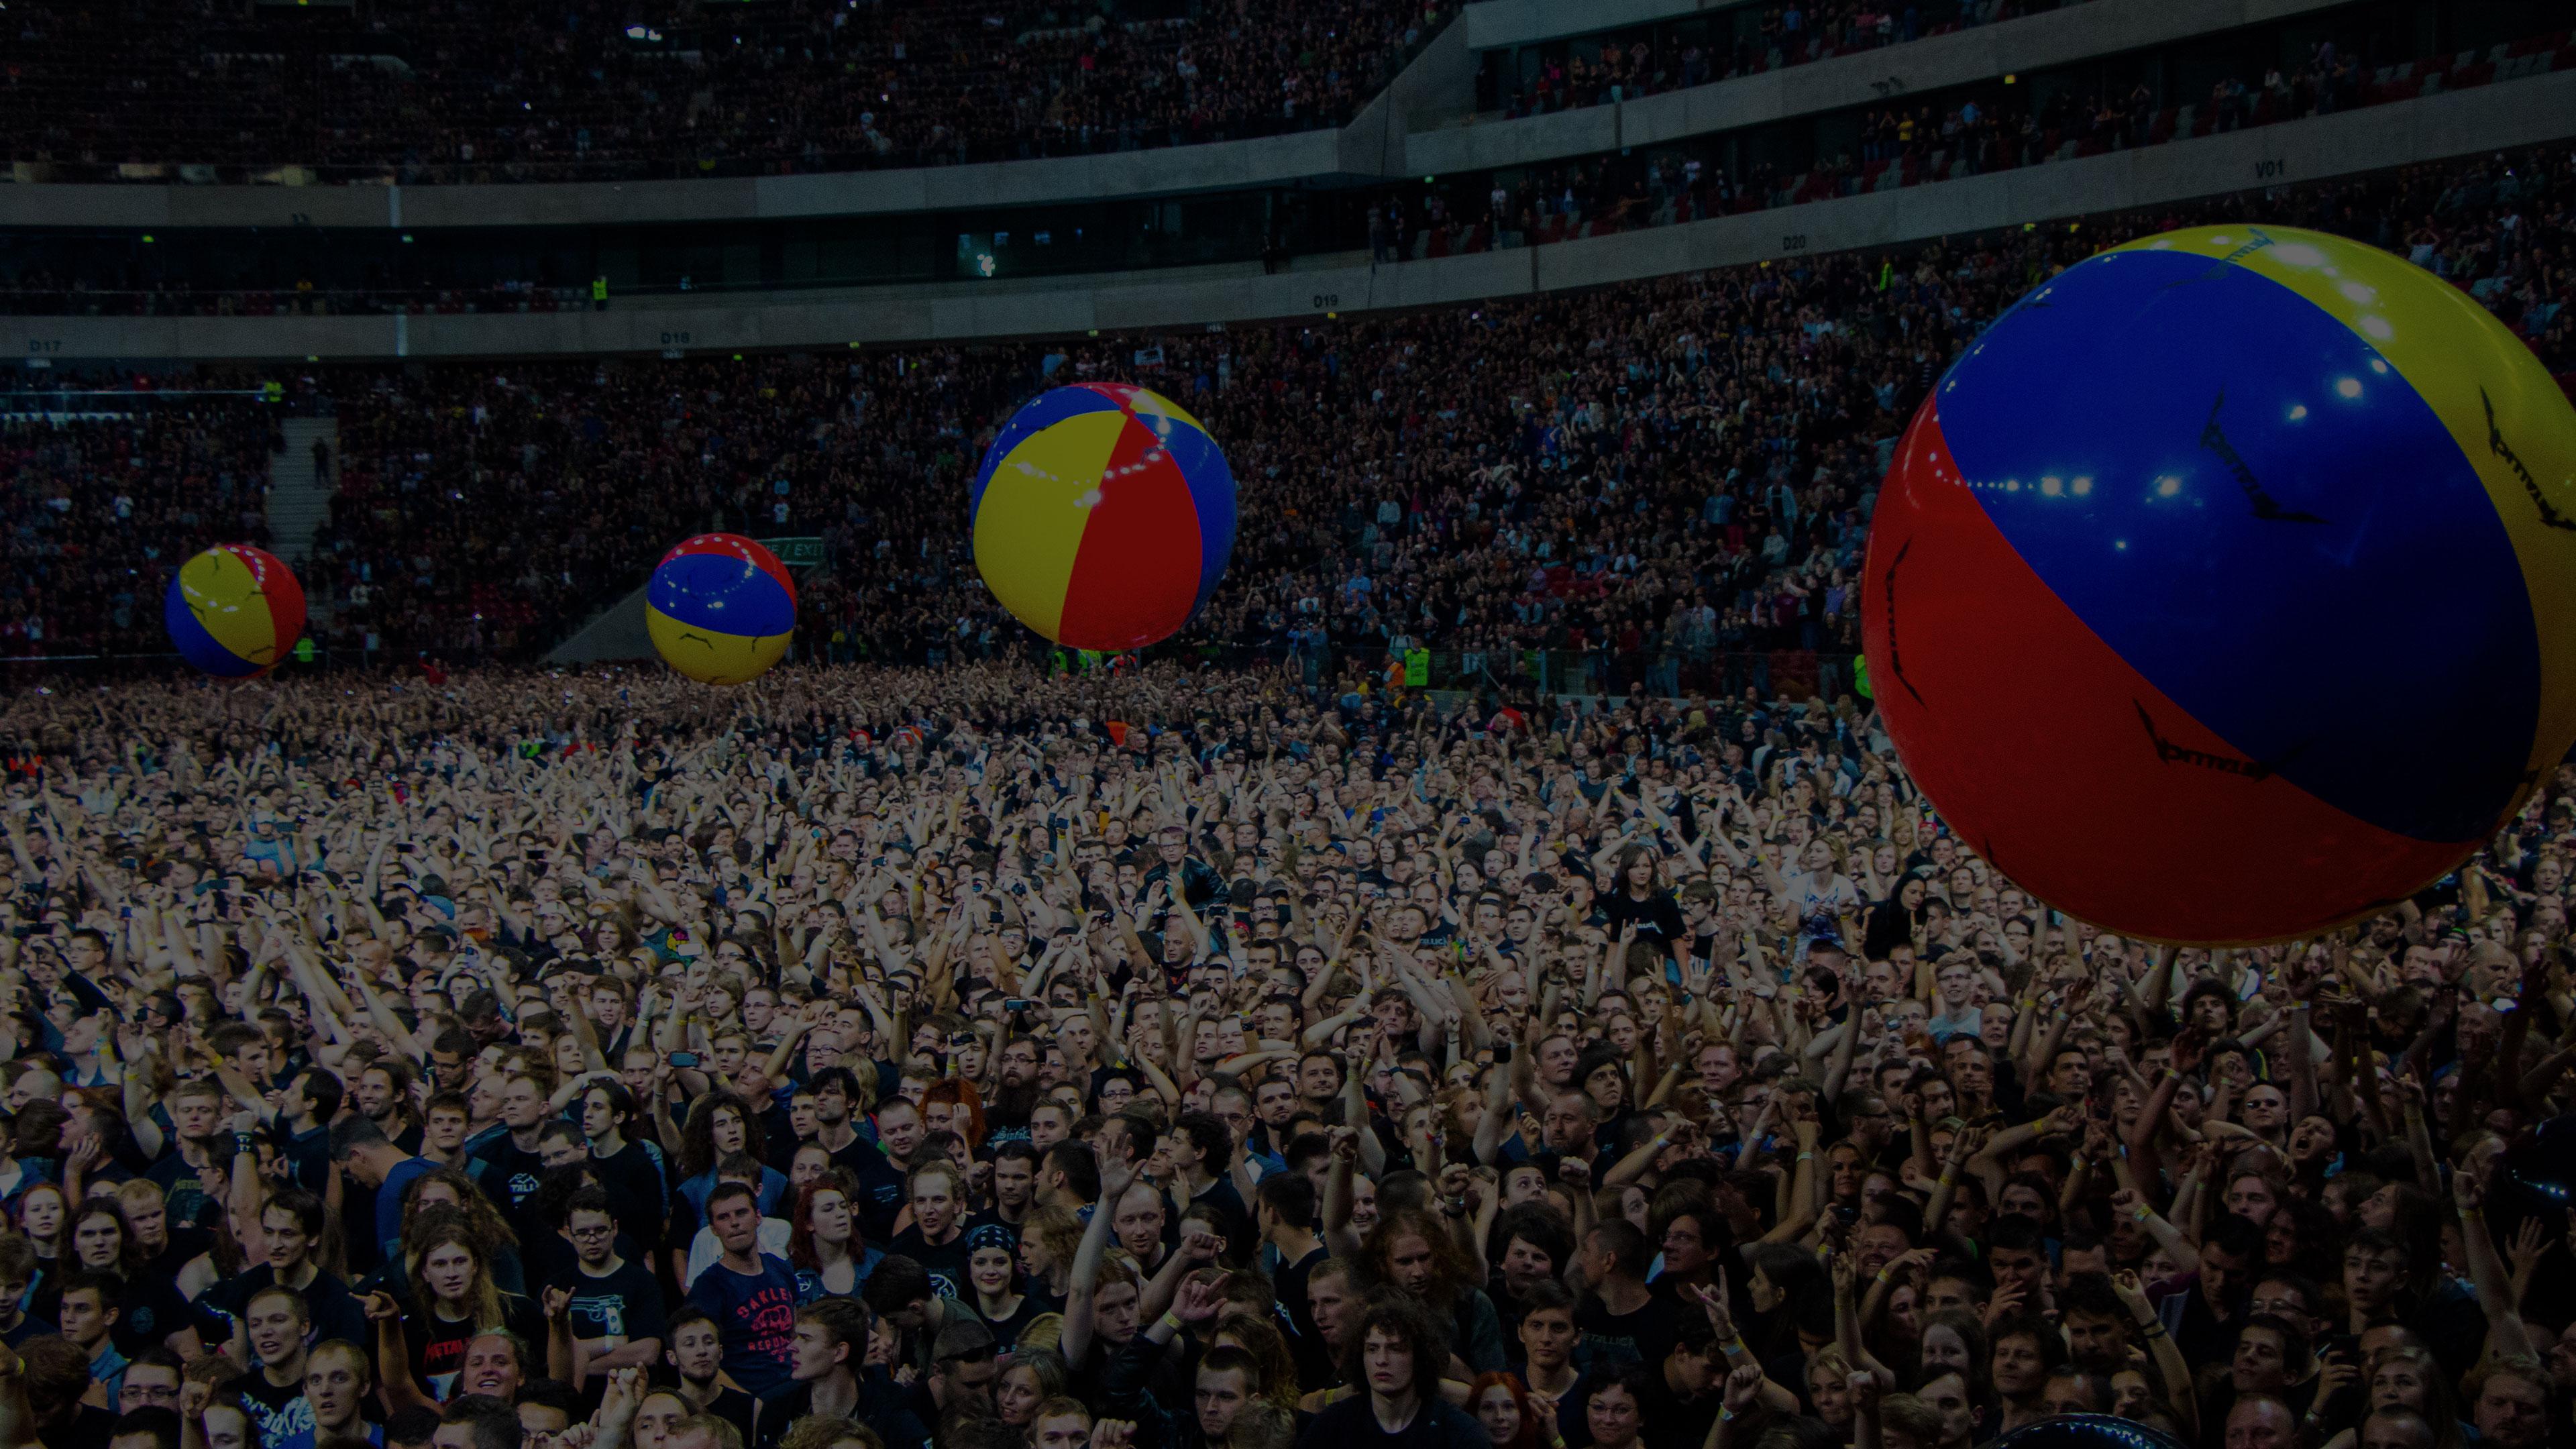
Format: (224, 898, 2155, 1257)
(1864, 225, 2576, 945)
(970, 382, 1236, 651)
(164, 544, 305, 678)
(647, 533, 796, 685)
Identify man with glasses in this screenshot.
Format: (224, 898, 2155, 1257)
(114, 1350, 181, 1416)
(545, 1188, 666, 1393)
(423, 1030, 474, 1097)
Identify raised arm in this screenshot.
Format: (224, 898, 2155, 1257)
(2114, 1270, 2196, 1439)
(363, 1290, 435, 1413)
(1062, 1156, 1134, 1368)
(2451, 1166, 2542, 1366)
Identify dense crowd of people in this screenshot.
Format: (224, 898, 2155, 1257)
(1485, 0, 2096, 118)
(0, 633, 2563, 1449)
(0, 34, 2567, 1449)
(1380, 30, 2575, 261)
(0, 405, 278, 661)
(0, 0, 1450, 185)
(8, 22, 2569, 321)
(1, 140, 2564, 686)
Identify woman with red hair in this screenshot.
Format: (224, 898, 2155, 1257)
(1468, 1371, 1542, 1449)
(921, 1077, 987, 1150)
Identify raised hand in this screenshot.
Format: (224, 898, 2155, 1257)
(1723, 1362, 1764, 1413)
(1099, 1154, 1138, 1203)
(2506, 1215, 2553, 1280)
(2313, 1348, 2361, 1402)
(1693, 1275, 1737, 1340)
(2452, 1161, 2485, 1215)
(1982, 1278, 2028, 1330)
(2110, 1269, 2154, 1320)
(596, 1366, 645, 1429)
(1174, 1274, 1226, 1324)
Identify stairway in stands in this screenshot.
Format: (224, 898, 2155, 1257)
(268, 416, 339, 631)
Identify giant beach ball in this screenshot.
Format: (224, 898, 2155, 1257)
(970, 382, 1235, 650)
(1863, 225, 2576, 944)
(166, 544, 305, 677)
(647, 533, 796, 685)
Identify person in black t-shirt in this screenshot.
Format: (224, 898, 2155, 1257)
(62, 1199, 197, 1361)
(467, 1074, 554, 1246)
(1294, 1297, 1485, 1449)
(545, 1189, 668, 1394)
(1167, 1112, 1254, 1253)
(663, 1309, 759, 1446)
(229, 1285, 319, 1449)
(374, 1220, 544, 1406)
(884, 1161, 971, 1300)
(197, 1189, 369, 1356)
(749, 1299, 873, 1449)
(576, 1083, 667, 1255)
(830, 1093, 912, 1247)
(1572, 1220, 1680, 1375)
(1256, 1173, 1328, 1376)
(19, 1336, 117, 1449)
(1598, 849, 1688, 980)
(1633, 1315, 1727, 1449)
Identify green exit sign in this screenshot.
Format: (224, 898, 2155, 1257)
(761, 537, 825, 568)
